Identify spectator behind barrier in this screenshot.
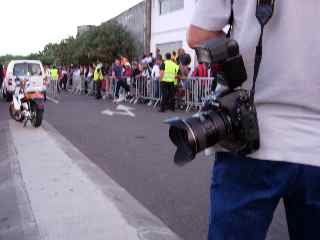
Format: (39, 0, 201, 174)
(151, 56, 162, 99)
(113, 58, 131, 103)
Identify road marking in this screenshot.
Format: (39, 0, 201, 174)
(46, 96, 59, 104)
(101, 104, 135, 117)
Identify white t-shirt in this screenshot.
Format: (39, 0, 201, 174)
(142, 68, 150, 78)
(45, 69, 51, 78)
(151, 65, 160, 79)
(192, 1, 320, 167)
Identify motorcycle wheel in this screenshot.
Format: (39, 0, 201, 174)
(9, 103, 23, 122)
(31, 104, 43, 128)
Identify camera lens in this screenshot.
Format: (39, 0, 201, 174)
(166, 111, 232, 166)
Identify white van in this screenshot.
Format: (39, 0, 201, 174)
(2, 60, 45, 101)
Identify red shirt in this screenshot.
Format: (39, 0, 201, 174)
(192, 63, 208, 77)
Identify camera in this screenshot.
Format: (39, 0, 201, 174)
(166, 37, 260, 166)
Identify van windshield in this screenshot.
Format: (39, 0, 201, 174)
(13, 63, 42, 77)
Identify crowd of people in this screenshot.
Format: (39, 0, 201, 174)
(0, 47, 218, 113)
(45, 47, 217, 112)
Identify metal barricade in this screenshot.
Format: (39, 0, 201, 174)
(102, 76, 113, 99)
(132, 76, 161, 108)
(133, 76, 146, 104)
(47, 79, 59, 100)
(64, 73, 216, 113)
(183, 77, 216, 111)
(84, 77, 93, 96)
(148, 78, 161, 108)
(71, 73, 83, 95)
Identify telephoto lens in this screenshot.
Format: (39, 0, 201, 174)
(166, 109, 232, 166)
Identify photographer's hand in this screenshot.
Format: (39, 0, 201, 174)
(187, 25, 224, 49)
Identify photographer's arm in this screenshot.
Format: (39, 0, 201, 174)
(188, 0, 232, 48)
(187, 25, 224, 49)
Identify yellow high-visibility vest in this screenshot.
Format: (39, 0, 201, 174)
(50, 68, 58, 81)
(93, 68, 103, 81)
(162, 60, 178, 83)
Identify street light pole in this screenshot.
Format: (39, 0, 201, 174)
(144, 0, 152, 55)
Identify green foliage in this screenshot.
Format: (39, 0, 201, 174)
(73, 21, 137, 65)
(0, 54, 33, 65)
(0, 22, 137, 66)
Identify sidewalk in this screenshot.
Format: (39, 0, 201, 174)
(0, 121, 40, 240)
(3, 120, 181, 240)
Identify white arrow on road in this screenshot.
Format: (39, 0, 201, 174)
(101, 104, 136, 118)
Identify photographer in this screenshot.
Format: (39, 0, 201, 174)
(187, 1, 320, 239)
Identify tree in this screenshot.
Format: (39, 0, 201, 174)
(0, 21, 138, 66)
(75, 21, 137, 64)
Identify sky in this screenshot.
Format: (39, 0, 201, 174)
(0, 0, 143, 56)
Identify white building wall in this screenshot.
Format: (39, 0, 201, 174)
(150, 0, 197, 67)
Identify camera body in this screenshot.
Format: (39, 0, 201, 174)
(167, 37, 260, 166)
(202, 89, 260, 155)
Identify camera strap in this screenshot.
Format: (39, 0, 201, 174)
(250, 0, 275, 102)
(227, 0, 234, 38)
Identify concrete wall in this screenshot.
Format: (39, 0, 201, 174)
(77, 25, 96, 36)
(111, 1, 145, 57)
(150, 0, 197, 67)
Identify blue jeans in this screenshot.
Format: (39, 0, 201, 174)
(154, 79, 160, 99)
(209, 152, 320, 240)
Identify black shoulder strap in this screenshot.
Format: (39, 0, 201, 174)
(227, 0, 234, 38)
(250, 0, 275, 102)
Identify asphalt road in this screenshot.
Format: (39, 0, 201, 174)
(41, 94, 289, 240)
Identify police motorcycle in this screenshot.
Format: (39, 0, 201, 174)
(9, 75, 44, 127)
